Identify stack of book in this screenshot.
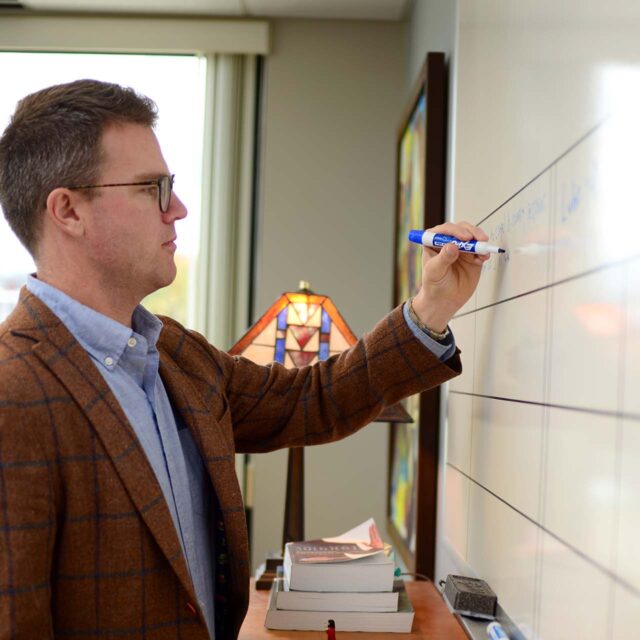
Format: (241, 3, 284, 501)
(264, 519, 415, 633)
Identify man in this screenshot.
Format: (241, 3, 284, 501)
(0, 79, 489, 639)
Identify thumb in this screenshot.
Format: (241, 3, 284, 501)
(425, 243, 459, 282)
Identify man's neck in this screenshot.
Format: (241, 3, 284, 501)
(33, 268, 140, 328)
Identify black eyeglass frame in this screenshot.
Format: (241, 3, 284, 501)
(65, 174, 175, 213)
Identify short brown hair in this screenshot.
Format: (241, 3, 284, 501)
(0, 79, 158, 256)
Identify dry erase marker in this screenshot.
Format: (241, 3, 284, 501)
(486, 621, 509, 640)
(408, 230, 506, 255)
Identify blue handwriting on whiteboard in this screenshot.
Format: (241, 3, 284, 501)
(560, 160, 597, 223)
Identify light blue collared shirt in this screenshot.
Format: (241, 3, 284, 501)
(27, 276, 216, 639)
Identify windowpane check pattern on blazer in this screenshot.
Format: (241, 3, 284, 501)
(0, 289, 461, 639)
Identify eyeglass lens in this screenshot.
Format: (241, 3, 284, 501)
(160, 175, 173, 213)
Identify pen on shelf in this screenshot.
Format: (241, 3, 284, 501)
(486, 621, 509, 640)
(408, 230, 506, 255)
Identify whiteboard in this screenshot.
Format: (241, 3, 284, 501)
(438, 1, 640, 638)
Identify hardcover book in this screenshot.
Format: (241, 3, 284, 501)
(265, 578, 414, 632)
(276, 570, 400, 612)
(283, 518, 395, 592)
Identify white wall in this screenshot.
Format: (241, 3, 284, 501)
(250, 18, 406, 571)
(406, 0, 457, 92)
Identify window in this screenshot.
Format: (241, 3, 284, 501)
(0, 52, 206, 326)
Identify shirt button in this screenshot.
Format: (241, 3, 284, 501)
(104, 356, 114, 366)
(127, 337, 137, 348)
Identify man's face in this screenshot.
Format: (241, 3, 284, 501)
(80, 122, 187, 301)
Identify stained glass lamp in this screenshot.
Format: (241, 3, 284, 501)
(228, 282, 412, 587)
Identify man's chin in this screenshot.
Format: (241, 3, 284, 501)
(144, 268, 177, 298)
(156, 273, 177, 292)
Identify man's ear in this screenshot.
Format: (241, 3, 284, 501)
(45, 187, 86, 238)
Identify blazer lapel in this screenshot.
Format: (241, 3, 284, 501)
(160, 334, 249, 596)
(158, 351, 239, 503)
(10, 290, 196, 603)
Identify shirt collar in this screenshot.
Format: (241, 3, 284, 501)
(26, 274, 163, 369)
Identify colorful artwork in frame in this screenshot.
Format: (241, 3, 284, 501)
(388, 53, 446, 577)
(395, 92, 427, 305)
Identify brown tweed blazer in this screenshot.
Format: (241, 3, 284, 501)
(0, 288, 461, 639)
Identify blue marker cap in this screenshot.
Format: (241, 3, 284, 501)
(408, 230, 424, 244)
(486, 621, 509, 640)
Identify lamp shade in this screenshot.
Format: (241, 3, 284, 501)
(228, 283, 412, 423)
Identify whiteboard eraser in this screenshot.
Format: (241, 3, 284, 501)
(442, 574, 497, 620)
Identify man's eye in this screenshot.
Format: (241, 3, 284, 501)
(142, 185, 158, 195)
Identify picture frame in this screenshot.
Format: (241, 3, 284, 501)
(387, 52, 446, 577)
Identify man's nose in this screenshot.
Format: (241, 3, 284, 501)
(165, 191, 188, 221)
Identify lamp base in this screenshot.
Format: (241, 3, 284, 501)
(254, 553, 284, 590)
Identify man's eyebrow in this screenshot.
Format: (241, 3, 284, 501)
(132, 172, 169, 182)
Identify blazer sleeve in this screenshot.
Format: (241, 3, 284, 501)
(0, 409, 55, 638)
(185, 305, 462, 454)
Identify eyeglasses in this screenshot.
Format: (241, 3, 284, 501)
(65, 174, 175, 213)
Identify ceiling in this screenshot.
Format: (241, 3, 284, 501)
(9, 0, 412, 20)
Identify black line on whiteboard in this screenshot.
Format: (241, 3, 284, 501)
(476, 119, 606, 227)
(454, 282, 551, 318)
(448, 390, 640, 422)
(446, 462, 640, 599)
(452, 251, 640, 320)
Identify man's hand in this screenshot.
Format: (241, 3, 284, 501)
(411, 221, 490, 332)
